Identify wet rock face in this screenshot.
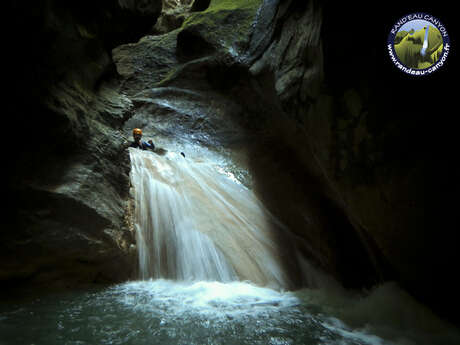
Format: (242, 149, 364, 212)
(112, 0, 378, 290)
(113, 0, 457, 323)
(264, 0, 457, 323)
(3, 81, 138, 290)
(3, 0, 162, 290)
(114, 0, 264, 152)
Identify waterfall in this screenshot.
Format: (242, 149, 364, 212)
(420, 25, 430, 56)
(5, 149, 459, 345)
(129, 148, 300, 288)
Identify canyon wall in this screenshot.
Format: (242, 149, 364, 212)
(2, 0, 457, 324)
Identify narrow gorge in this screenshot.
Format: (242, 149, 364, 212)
(2, 0, 458, 344)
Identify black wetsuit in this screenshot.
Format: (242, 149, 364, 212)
(130, 140, 155, 150)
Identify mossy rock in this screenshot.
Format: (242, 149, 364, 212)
(180, 0, 263, 53)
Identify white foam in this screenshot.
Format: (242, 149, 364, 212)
(115, 280, 300, 320)
(111, 279, 460, 345)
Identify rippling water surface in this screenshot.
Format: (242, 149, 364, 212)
(1, 280, 459, 345)
(3, 149, 458, 345)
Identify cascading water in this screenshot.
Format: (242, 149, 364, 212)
(2, 147, 460, 345)
(128, 147, 301, 288)
(129, 148, 237, 282)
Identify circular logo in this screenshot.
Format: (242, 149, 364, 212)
(388, 13, 450, 75)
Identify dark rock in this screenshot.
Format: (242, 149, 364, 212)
(244, 0, 281, 63)
(177, 27, 217, 61)
(190, 0, 211, 12)
(5, 0, 162, 94)
(152, 0, 195, 35)
(113, 32, 179, 95)
(2, 0, 162, 290)
(315, 1, 458, 324)
(249, 0, 458, 324)
(153, 11, 186, 34)
(3, 78, 137, 289)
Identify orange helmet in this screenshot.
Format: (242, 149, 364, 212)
(133, 128, 142, 135)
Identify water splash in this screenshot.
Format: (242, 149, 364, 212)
(4, 280, 459, 345)
(129, 148, 303, 288)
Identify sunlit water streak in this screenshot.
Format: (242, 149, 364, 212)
(129, 148, 309, 289)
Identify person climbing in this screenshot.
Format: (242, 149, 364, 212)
(130, 128, 155, 150)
